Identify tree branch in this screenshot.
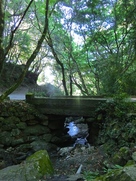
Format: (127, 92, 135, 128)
(5, 0, 34, 56)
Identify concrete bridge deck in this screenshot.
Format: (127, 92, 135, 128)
(26, 95, 107, 117)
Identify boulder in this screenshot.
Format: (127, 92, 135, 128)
(58, 146, 74, 156)
(0, 150, 54, 181)
(30, 140, 57, 152)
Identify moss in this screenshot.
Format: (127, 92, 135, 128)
(26, 93, 34, 96)
(125, 160, 135, 167)
(26, 150, 54, 176)
(119, 147, 130, 156)
(112, 147, 130, 166)
(25, 93, 34, 100)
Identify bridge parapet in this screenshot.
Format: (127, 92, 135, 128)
(26, 94, 107, 117)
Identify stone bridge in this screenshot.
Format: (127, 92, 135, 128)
(26, 95, 107, 144)
(25, 95, 136, 144)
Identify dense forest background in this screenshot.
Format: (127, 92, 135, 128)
(0, 0, 136, 100)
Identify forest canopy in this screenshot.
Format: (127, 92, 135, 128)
(0, 0, 136, 101)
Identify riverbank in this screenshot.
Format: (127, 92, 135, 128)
(44, 144, 108, 181)
(42, 144, 136, 181)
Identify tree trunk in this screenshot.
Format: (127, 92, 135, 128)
(46, 32, 69, 96)
(70, 53, 90, 95)
(69, 74, 73, 96)
(0, 0, 5, 73)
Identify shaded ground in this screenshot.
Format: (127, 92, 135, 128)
(0, 145, 106, 181)
(43, 145, 108, 181)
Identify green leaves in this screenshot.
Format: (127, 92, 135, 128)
(1, 0, 136, 97)
(83, 171, 100, 181)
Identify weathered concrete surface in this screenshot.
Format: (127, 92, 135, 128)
(26, 96, 107, 117)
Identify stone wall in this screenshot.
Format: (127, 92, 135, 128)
(0, 101, 67, 167)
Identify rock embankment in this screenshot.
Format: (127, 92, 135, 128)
(0, 101, 65, 168)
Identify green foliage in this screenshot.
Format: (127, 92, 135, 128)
(110, 94, 132, 118)
(28, 83, 64, 97)
(95, 94, 136, 156)
(1, 0, 136, 97)
(83, 171, 100, 181)
(34, 91, 47, 97)
(96, 93, 133, 121)
(103, 164, 123, 174)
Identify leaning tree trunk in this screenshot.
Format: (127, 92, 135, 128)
(0, 0, 49, 102)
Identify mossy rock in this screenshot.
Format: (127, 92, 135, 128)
(26, 150, 54, 176)
(0, 150, 54, 181)
(112, 147, 130, 166)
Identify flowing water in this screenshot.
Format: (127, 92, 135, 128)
(66, 121, 79, 136)
(65, 117, 89, 145)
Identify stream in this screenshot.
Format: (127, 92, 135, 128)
(67, 121, 79, 136)
(65, 117, 89, 146)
